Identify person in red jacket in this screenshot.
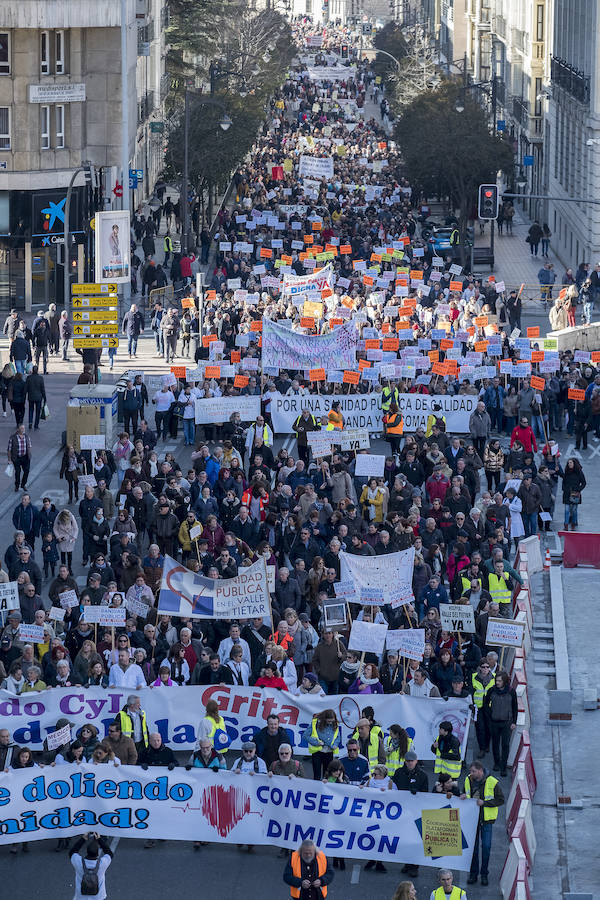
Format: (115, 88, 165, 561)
(426, 466, 450, 504)
(510, 416, 537, 453)
(255, 660, 288, 690)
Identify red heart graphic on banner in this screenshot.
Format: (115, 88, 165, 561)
(201, 785, 251, 837)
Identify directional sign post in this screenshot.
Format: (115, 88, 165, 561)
(72, 310, 118, 322)
(74, 337, 119, 349)
(72, 283, 118, 294)
(73, 323, 119, 335)
(72, 297, 118, 309)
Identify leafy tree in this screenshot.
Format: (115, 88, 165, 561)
(394, 81, 514, 263)
(372, 22, 407, 80)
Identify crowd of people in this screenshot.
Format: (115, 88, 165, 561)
(0, 18, 585, 897)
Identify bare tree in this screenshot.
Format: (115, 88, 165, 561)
(387, 27, 440, 116)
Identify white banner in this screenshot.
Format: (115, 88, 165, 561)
(0, 687, 471, 760)
(158, 555, 271, 620)
(281, 263, 334, 297)
(270, 392, 381, 434)
(194, 396, 261, 425)
(439, 604, 476, 634)
(307, 66, 357, 81)
(386, 629, 425, 661)
(0, 765, 479, 866)
(269, 392, 475, 434)
(485, 617, 525, 647)
(340, 548, 415, 604)
(298, 155, 334, 179)
(262, 320, 357, 373)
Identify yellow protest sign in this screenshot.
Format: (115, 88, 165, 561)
(421, 808, 462, 857)
(283, 158, 293, 173)
(303, 300, 324, 320)
(336, 144, 347, 156)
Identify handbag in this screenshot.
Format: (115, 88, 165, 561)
(569, 491, 581, 504)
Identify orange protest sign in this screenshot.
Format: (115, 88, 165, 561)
(202, 334, 217, 347)
(234, 375, 249, 388)
(181, 297, 196, 309)
(531, 351, 545, 363)
(341, 296, 354, 309)
(474, 316, 489, 327)
(363, 275, 374, 286)
(325, 244, 338, 255)
(592, 351, 600, 363)
(428, 350, 440, 363)
(321, 287, 333, 299)
(440, 339, 454, 350)
(474, 340, 489, 353)
(260, 247, 273, 259)
(381, 323, 391, 334)
(206, 290, 216, 301)
(530, 375, 546, 390)
(205, 366, 221, 379)
(409, 270, 423, 281)
(370, 252, 382, 263)
(382, 338, 399, 351)
(311, 220, 322, 231)
(568, 388, 585, 401)
(281, 254, 293, 265)
(303, 234, 313, 244)
(231, 350, 241, 363)
(312, 245, 324, 254)
(300, 317, 315, 329)
(358, 359, 371, 370)
(343, 370, 360, 384)
(365, 339, 380, 350)
(432, 361, 447, 376)
(170, 366, 186, 378)
(378, 141, 387, 150)
(250, 320, 262, 332)
(330, 318, 343, 327)
(398, 306, 414, 317)
(449, 280, 463, 291)
(340, 244, 352, 254)
(309, 368, 326, 382)
(527, 326, 540, 338)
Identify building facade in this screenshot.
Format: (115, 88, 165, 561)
(0, 0, 166, 311)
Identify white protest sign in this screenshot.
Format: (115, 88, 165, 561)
(485, 617, 525, 648)
(307, 431, 334, 457)
(190, 525, 202, 540)
(18, 624, 45, 643)
(439, 604, 476, 633)
(82, 606, 126, 626)
(125, 597, 150, 619)
(77, 474, 97, 488)
(354, 454, 385, 478)
(298, 155, 334, 179)
(334, 580, 358, 600)
(348, 620, 388, 654)
(48, 607, 66, 622)
(0, 582, 19, 612)
(386, 628, 425, 660)
(194, 396, 261, 424)
(79, 435, 106, 451)
(46, 723, 72, 751)
(359, 587, 386, 606)
(59, 591, 79, 609)
(339, 429, 370, 450)
(389, 583, 415, 608)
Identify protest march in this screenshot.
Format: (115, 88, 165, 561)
(0, 11, 586, 900)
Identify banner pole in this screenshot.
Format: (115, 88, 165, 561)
(263, 555, 274, 629)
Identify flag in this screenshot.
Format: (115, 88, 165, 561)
(158, 555, 271, 620)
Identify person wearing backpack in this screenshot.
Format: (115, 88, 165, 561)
(70, 832, 113, 899)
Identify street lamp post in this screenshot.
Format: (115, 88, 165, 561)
(181, 91, 232, 255)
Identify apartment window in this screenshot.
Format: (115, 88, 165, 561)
(536, 5, 544, 42)
(41, 105, 50, 150)
(55, 30, 65, 74)
(0, 32, 10, 75)
(0, 107, 9, 149)
(41, 31, 50, 75)
(55, 104, 64, 148)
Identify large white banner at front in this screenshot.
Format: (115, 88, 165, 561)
(262, 319, 357, 372)
(298, 155, 334, 179)
(194, 395, 261, 424)
(0, 687, 471, 759)
(269, 392, 474, 434)
(0, 766, 479, 868)
(307, 66, 358, 81)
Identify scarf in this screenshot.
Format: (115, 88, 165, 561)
(340, 659, 360, 677)
(359, 675, 379, 686)
(366, 486, 379, 519)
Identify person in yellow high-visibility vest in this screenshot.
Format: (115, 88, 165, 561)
(487, 560, 513, 616)
(430, 720, 462, 779)
(432, 869, 466, 900)
(326, 401, 344, 431)
(461, 760, 505, 886)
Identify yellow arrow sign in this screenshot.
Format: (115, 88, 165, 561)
(73, 337, 119, 348)
(72, 283, 118, 294)
(72, 310, 117, 321)
(73, 323, 119, 335)
(72, 297, 117, 308)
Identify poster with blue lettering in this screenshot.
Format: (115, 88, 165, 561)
(262, 317, 357, 372)
(0, 766, 479, 868)
(158, 555, 270, 619)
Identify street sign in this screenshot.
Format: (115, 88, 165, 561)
(73, 323, 119, 335)
(129, 176, 138, 189)
(72, 297, 117, 308)
(150, 122, 164, 133)
(72, 283, 118, 294)
(72, 310, 117, 321)
(523, 155, 534, 166)
(73, 337, 119, 349)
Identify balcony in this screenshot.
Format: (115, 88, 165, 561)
(511, 28, 528, 54)
(493, 15, 506, 39)
(551, 56, 591, 105)
(512, 96, 529, 126)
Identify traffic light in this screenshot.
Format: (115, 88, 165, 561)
(341, 44, 349, 59)
(478, 183, 499, 220)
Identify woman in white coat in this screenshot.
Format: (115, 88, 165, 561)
(504, 487, 524, 551)
(52, 508, 79, 573)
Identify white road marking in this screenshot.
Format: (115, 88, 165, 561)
(350, 864, 361, 884)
